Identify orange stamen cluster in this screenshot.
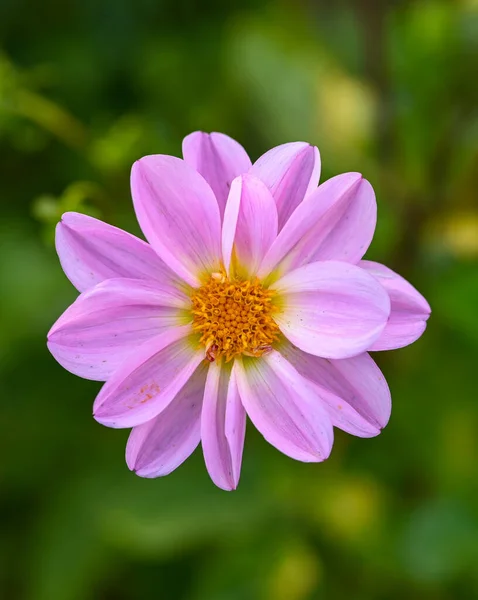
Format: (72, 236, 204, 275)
(191, 273, 280, 362)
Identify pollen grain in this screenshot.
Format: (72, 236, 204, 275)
(191, 273, 280, 362)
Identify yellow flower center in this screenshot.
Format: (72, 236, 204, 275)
(191, 273, 280, 362)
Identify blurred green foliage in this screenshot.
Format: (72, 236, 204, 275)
(1, 0, 478, 599)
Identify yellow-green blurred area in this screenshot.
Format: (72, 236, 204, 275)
(1, 0, 477, 598)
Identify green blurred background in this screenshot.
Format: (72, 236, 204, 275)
(1, 0, 478, 598)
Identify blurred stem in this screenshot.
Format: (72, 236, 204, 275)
(13, 89, 88, 151)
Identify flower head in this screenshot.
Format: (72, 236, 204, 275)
(48, 132, 431, 490)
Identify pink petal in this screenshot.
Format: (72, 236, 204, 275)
(47, 278, 190, 381)
(126, 363, 207, 477)
(235, 351, 333, 462)
(258, 173, 376, 281)
(224, 367, 247, 486)
(93, 326, 204, 428)
(360, 261, 431, 351)
(201, 362, 246, 491)
(56, 212, 182, 293)
(249, 142, 320, 231)
(280, 341, 391, 437)
(272, 261, 391, 359)
(222, 174, 278, 278)
(131, 155, 222, 287)
(182, 131, 252, 217)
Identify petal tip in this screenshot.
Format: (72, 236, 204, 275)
(93, 412, 119, 429)
(351, 172, 364, 185)
(304, 142, 318, 153)
(132, 155, 147, 171)
(300, 448, 331, 463)
(127, 458, 139, 474)
(92, 407, 107, 423)
(56, 216, 74, 237)
(131, 467, 149, 478)
(423, 299, 432, 317)
(58, 211, 79, 226)
(133, 154, 164, 173)
(213, 479, 236, 492)
(311, 143, 320, 159)
(133, 467, 164, 479)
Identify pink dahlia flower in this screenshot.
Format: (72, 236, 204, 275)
(48, 132, 431, 490)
